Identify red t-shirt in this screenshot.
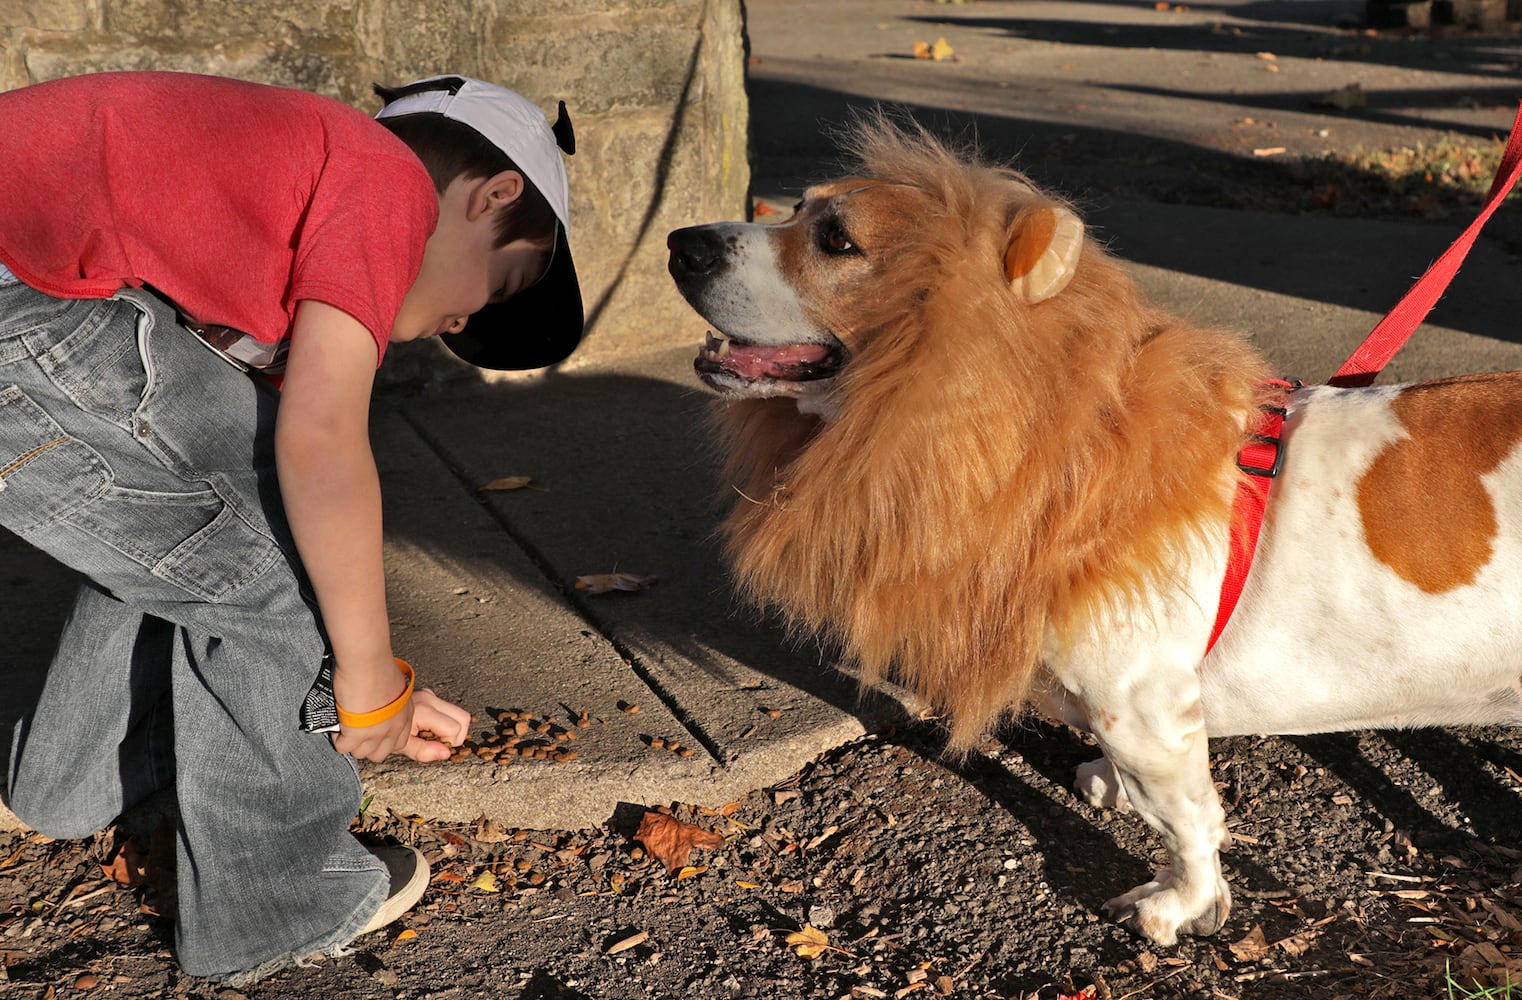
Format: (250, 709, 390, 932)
(0, 72, 438, 363)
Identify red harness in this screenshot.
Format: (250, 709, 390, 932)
(1205, 101, 1522, 656)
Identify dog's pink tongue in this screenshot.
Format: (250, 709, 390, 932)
(726, 342, 829, 378)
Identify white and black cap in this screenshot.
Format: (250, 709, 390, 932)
(377, 75, 582, 370)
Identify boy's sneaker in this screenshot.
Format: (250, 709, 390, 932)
(358, 844, 429, 935)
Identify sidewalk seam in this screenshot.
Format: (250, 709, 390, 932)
(393, 401, 733, 769)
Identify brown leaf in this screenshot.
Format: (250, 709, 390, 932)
(471, 814, 512, 844)
(634, 811, 724, 874)
(574, 572, 658, 595)
(785, 924, 832, 959)
(100, 839, 150, 887)
(1274, 928, 1318, 956)
(479, 475, 533, 491)
(606, 930, 649, 955)
(1229, 924, 1271, 962)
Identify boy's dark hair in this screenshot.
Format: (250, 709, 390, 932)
(373, 82, 558, 250)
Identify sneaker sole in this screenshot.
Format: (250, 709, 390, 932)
(358, 844, 429, 935)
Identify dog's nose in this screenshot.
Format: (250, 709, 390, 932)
(667, 226, 730, 281)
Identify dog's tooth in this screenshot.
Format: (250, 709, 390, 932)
(718, 338, 732, 357)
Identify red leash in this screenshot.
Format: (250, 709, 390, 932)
(1205, 101, 1522, 655)
(1331, 102, 1522, 389)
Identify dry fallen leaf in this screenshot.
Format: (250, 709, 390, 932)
(785, 924, 832, 959)
(479, 475, 533, 492)
(634, 811, 724, 874)
(574, 572, 659, 595)
(606, 930, 649, 955)
(1229, 923, 1272, 962)
(471, 814, 512, 843)
(912, 37, 954, 61)
(394, 928, 418, 942)
(467, 870, 501, 893)
(100, 839, 150, 887)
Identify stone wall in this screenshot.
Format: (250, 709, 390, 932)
(0, 0, 750, 381)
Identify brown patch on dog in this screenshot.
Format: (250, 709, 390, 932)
(767, 179, 929, 347)
(1357, 372, 1522, 593)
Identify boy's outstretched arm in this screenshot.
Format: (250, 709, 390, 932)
(276, 300, 471, 762)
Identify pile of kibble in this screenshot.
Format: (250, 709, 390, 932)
(442, 708, 593, 765)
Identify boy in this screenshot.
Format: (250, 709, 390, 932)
(0, 71, 582, 982)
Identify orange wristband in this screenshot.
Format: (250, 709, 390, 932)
(336, 658, 415, 729)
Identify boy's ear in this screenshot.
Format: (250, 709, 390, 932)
(469, 169, 525, 220)
(1004, 205, 1084, 303)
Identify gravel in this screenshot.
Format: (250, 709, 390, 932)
(3, 718, 1520, 998)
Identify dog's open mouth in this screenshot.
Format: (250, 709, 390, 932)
(694, 332, 845, 387)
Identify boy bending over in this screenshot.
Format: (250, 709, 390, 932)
(0, 71, 582, 982)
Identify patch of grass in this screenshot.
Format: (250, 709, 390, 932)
(1291, 136, 1518, 219)
(1449, 963, 1521, 999)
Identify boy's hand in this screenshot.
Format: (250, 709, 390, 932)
(332, 657, 414, 761)
(332, 663, 471, 763)
(407, 688, 472, 762)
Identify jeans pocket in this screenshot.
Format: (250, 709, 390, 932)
(69, 484, 282, 604)
(31, 297, 148, 432)
(0, 385, 111, 533)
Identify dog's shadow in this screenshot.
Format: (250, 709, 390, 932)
(1289, 727, 1522, 848)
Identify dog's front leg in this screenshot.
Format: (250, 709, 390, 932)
(1062, 660, 1231, 946)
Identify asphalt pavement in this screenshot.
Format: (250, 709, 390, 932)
(3, 0, 1520, 832)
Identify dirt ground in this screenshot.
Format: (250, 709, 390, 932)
(3, 719, 1522, 999)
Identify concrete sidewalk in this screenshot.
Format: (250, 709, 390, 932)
(3, 0, 1519, 833)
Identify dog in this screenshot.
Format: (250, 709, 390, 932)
(666, 114, 1522, 947)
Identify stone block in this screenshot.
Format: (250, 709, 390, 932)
(5, 0, 98, 31)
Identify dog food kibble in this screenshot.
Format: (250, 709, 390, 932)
(576, 711, 592, 728)
(619, 701, 640, 714)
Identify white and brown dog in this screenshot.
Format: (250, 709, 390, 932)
(667, 115, 1522, 946)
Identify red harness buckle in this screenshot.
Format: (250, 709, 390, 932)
(1205, 379, 1301, 656)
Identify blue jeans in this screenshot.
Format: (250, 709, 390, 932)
(0, 283, 387, 981)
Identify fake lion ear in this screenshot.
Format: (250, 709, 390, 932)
(1004, 205, 1085, 303)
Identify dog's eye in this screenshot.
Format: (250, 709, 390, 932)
(820, 221, 857, 255)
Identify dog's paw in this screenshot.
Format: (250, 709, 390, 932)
(1074, 756, 1132, 811)
(1102, 870, 1231, 946)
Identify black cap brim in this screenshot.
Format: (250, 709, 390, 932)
(440, 227, 583, 370)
